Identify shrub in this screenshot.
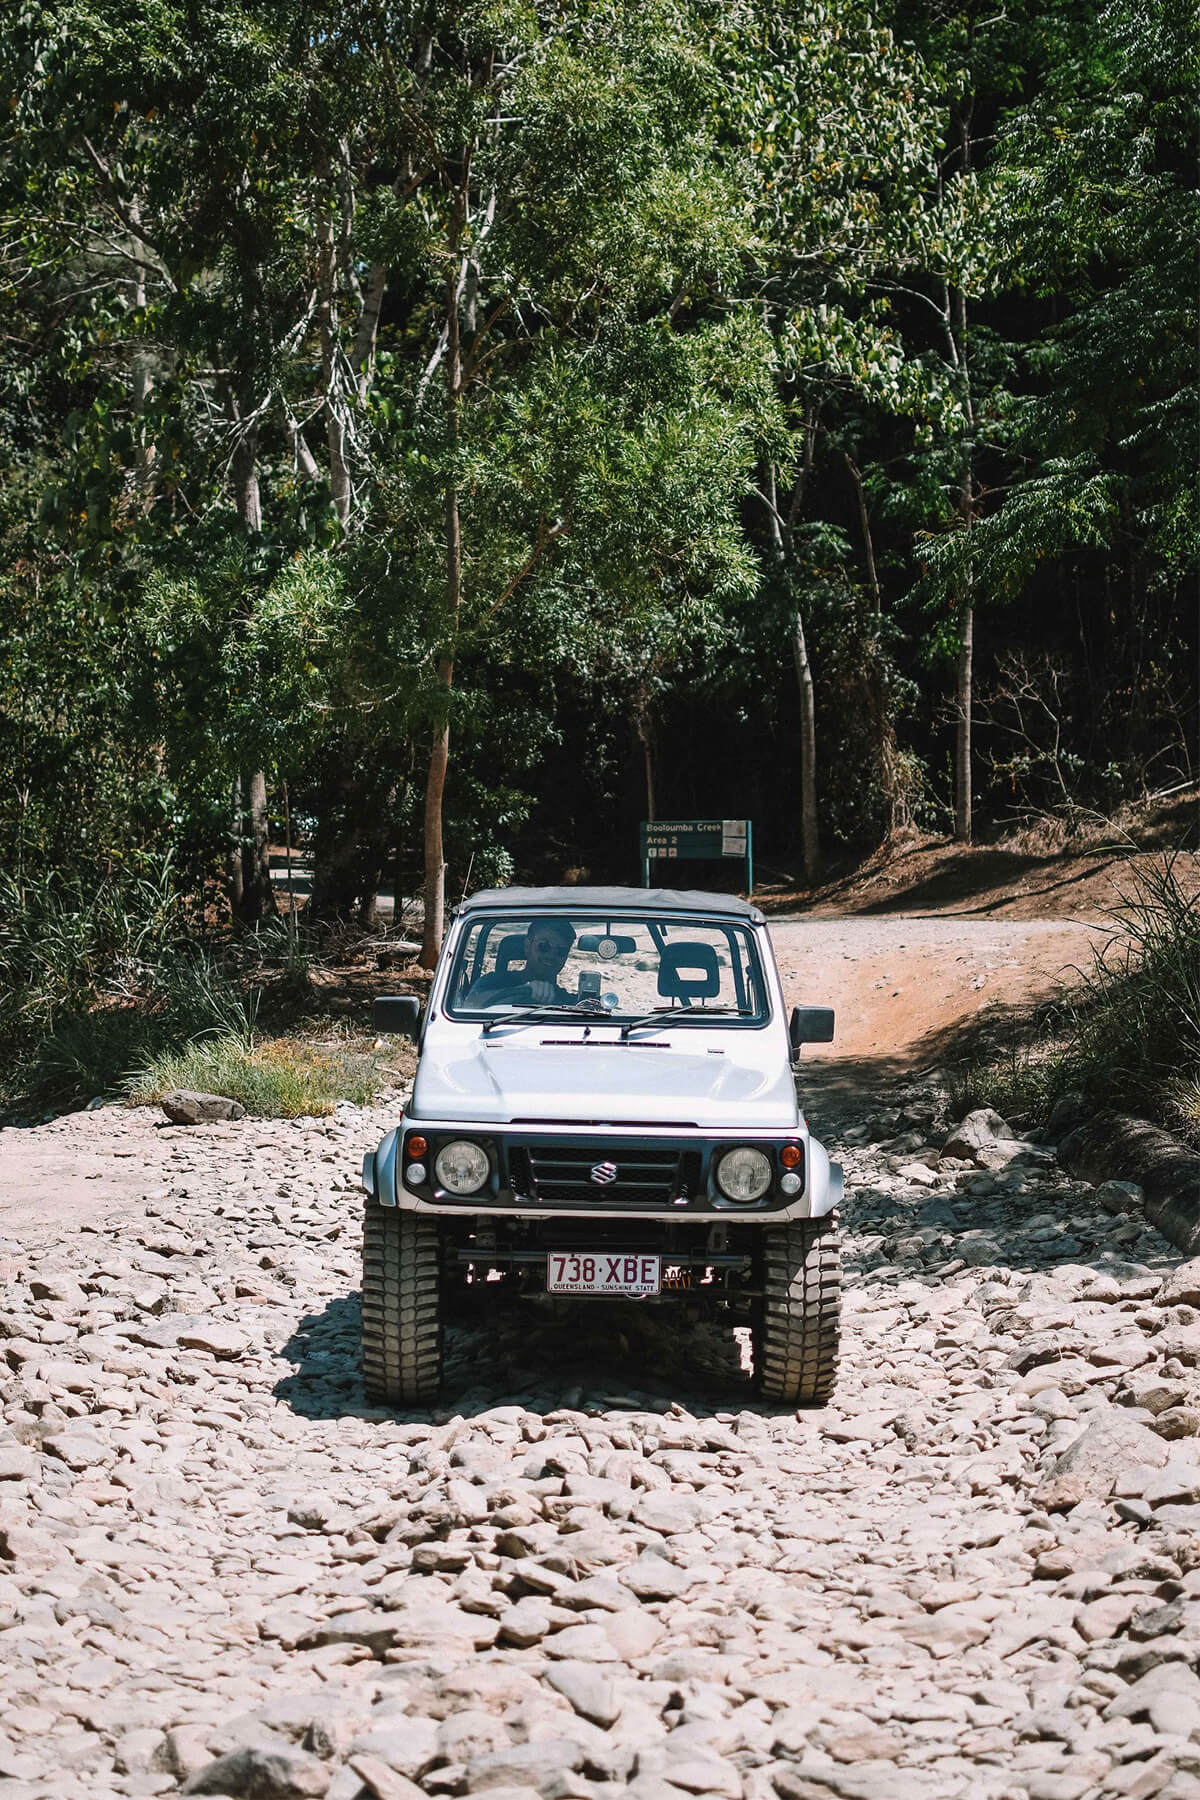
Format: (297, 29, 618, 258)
(0, 863, 178, 1039)
(955, 855, 1200, 1144)
(948, 1043, 1077, 1133)
(1069, 856, 1200, 1120)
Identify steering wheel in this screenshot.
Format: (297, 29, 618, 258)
(472, 978, 538, 1007)
(496, 980, 535, 1004)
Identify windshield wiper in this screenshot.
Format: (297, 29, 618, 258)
(482, 1003, 614, 1036)
(620, 1006, 753, 1040)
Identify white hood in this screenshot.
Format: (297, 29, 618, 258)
(410, 1031, 799, 1130)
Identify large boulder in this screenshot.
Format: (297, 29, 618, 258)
(1052, 1411, 1169, 1499)
(1156, 1258, 1200, 1309)
(1095, 1179, 1144, 1216)
(162, 1090, 246, 1125)
(1044, 1090, 1095, 1141)
(943, 1108, 1024, 1169)
(181, 1740, 329, 1797)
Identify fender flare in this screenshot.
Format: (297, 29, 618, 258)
(806, 1137, 843, 1219)
(362, 1128, 401, 1207)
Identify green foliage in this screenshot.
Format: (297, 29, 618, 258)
(0, 863, 260, 1107)
(948, 1043, 1078, 1135)
(0, 864, 179, 1041)
(0, 0, 1194, 910)
(1071, 861, 1200, 1130)
(918, 458, 1118, 606)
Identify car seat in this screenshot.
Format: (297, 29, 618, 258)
(493, 933, 528, 975)
(656, 942, 720, 1005)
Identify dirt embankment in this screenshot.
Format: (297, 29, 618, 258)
(760, 791, 1199, 923)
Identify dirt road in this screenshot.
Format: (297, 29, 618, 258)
(771, 913, 1093, 1063)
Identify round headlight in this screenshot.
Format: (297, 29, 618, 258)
(716, 1147, 772, 1203)
(434, 1140, 490, 1195)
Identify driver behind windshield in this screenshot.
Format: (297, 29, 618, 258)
(467, 918, 576, 1007)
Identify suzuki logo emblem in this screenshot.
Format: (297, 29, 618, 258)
(590, 1161, 618, 1185)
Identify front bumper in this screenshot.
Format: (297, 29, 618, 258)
(362, 1122, 842, 1222)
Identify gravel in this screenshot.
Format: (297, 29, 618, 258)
(1, 1072, 1199, 1800)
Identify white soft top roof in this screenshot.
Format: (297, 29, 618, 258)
(457, 885, 764, 924)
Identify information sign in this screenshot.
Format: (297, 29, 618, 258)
(639, 818, 753, 892)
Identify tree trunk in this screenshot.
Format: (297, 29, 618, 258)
(949, 106, 977, 847)
(239, 767, 274, 924)
(643, 737, 656, 824)
(317, 157, 352, 531)
(128, 194, 156, 505)
(229, 772, 245, 916)
(762, 448, 823, 886)
(229, 413, 273, 922)
(952, 411, 976, 844)
(634, 686, 656, 821)
(844, 454, 880, 612)
(283, 404, 321, 480)
(420, 207, 466, 969)
(353, 264, 387, 399)
(791, 609, 822, 883)
(230, 425, 261, 534)
(954, 603, 974, 844)
(845, 453, 903, 834)
(420, 662, 452, 966)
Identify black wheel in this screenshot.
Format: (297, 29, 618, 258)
(754, 1218, 841, 1405)
(361, 1205, 442, 1405)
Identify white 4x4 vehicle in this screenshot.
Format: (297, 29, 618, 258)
(362, 886, 842, 1406)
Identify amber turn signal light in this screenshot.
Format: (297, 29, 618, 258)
(780, 1143, 802, 1169)
(406, 1134, 428, 1159)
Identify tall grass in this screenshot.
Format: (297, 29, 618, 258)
(1074, 858, 1200, 1119)
(955, 855, 1200, 1143)
(126, 1034, 383, 1118)
(0, 868, 389, 1116)
(0, 864, 179, 1037)
(0, 867, 261, 1108)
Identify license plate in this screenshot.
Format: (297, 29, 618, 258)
(546, 1252, 661, 1296)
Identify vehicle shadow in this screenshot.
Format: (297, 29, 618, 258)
(273, 1287, 770, 1425)
(798, 995, 1074, 1136)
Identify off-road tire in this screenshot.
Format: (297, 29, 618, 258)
(754, 1218, 841, 1405)
(361, 1205, 442, 1406)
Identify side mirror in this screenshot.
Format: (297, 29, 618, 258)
(374, 995, 422, 1039)
(790, 1005, 835, 1054)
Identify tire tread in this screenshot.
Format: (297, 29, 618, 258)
(361, 1206, 442, 1405)
(755, 1218, 841, 1405)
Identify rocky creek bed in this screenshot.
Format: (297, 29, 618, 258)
(3, 1087, 1200, 1800)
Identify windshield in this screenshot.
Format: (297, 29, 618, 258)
(445, 913, 769, 1024)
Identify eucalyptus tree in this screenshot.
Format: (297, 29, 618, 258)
(5, 1, 299, 915)
(879, 0, 1038, 845)
(876, 0, 1197, 835)
(719, 1, 940, 879)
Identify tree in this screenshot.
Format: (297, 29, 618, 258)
(721, 1, 941, 878)
(337, 1, 757, 961)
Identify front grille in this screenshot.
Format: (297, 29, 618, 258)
(522, 1143, 687, 1207)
